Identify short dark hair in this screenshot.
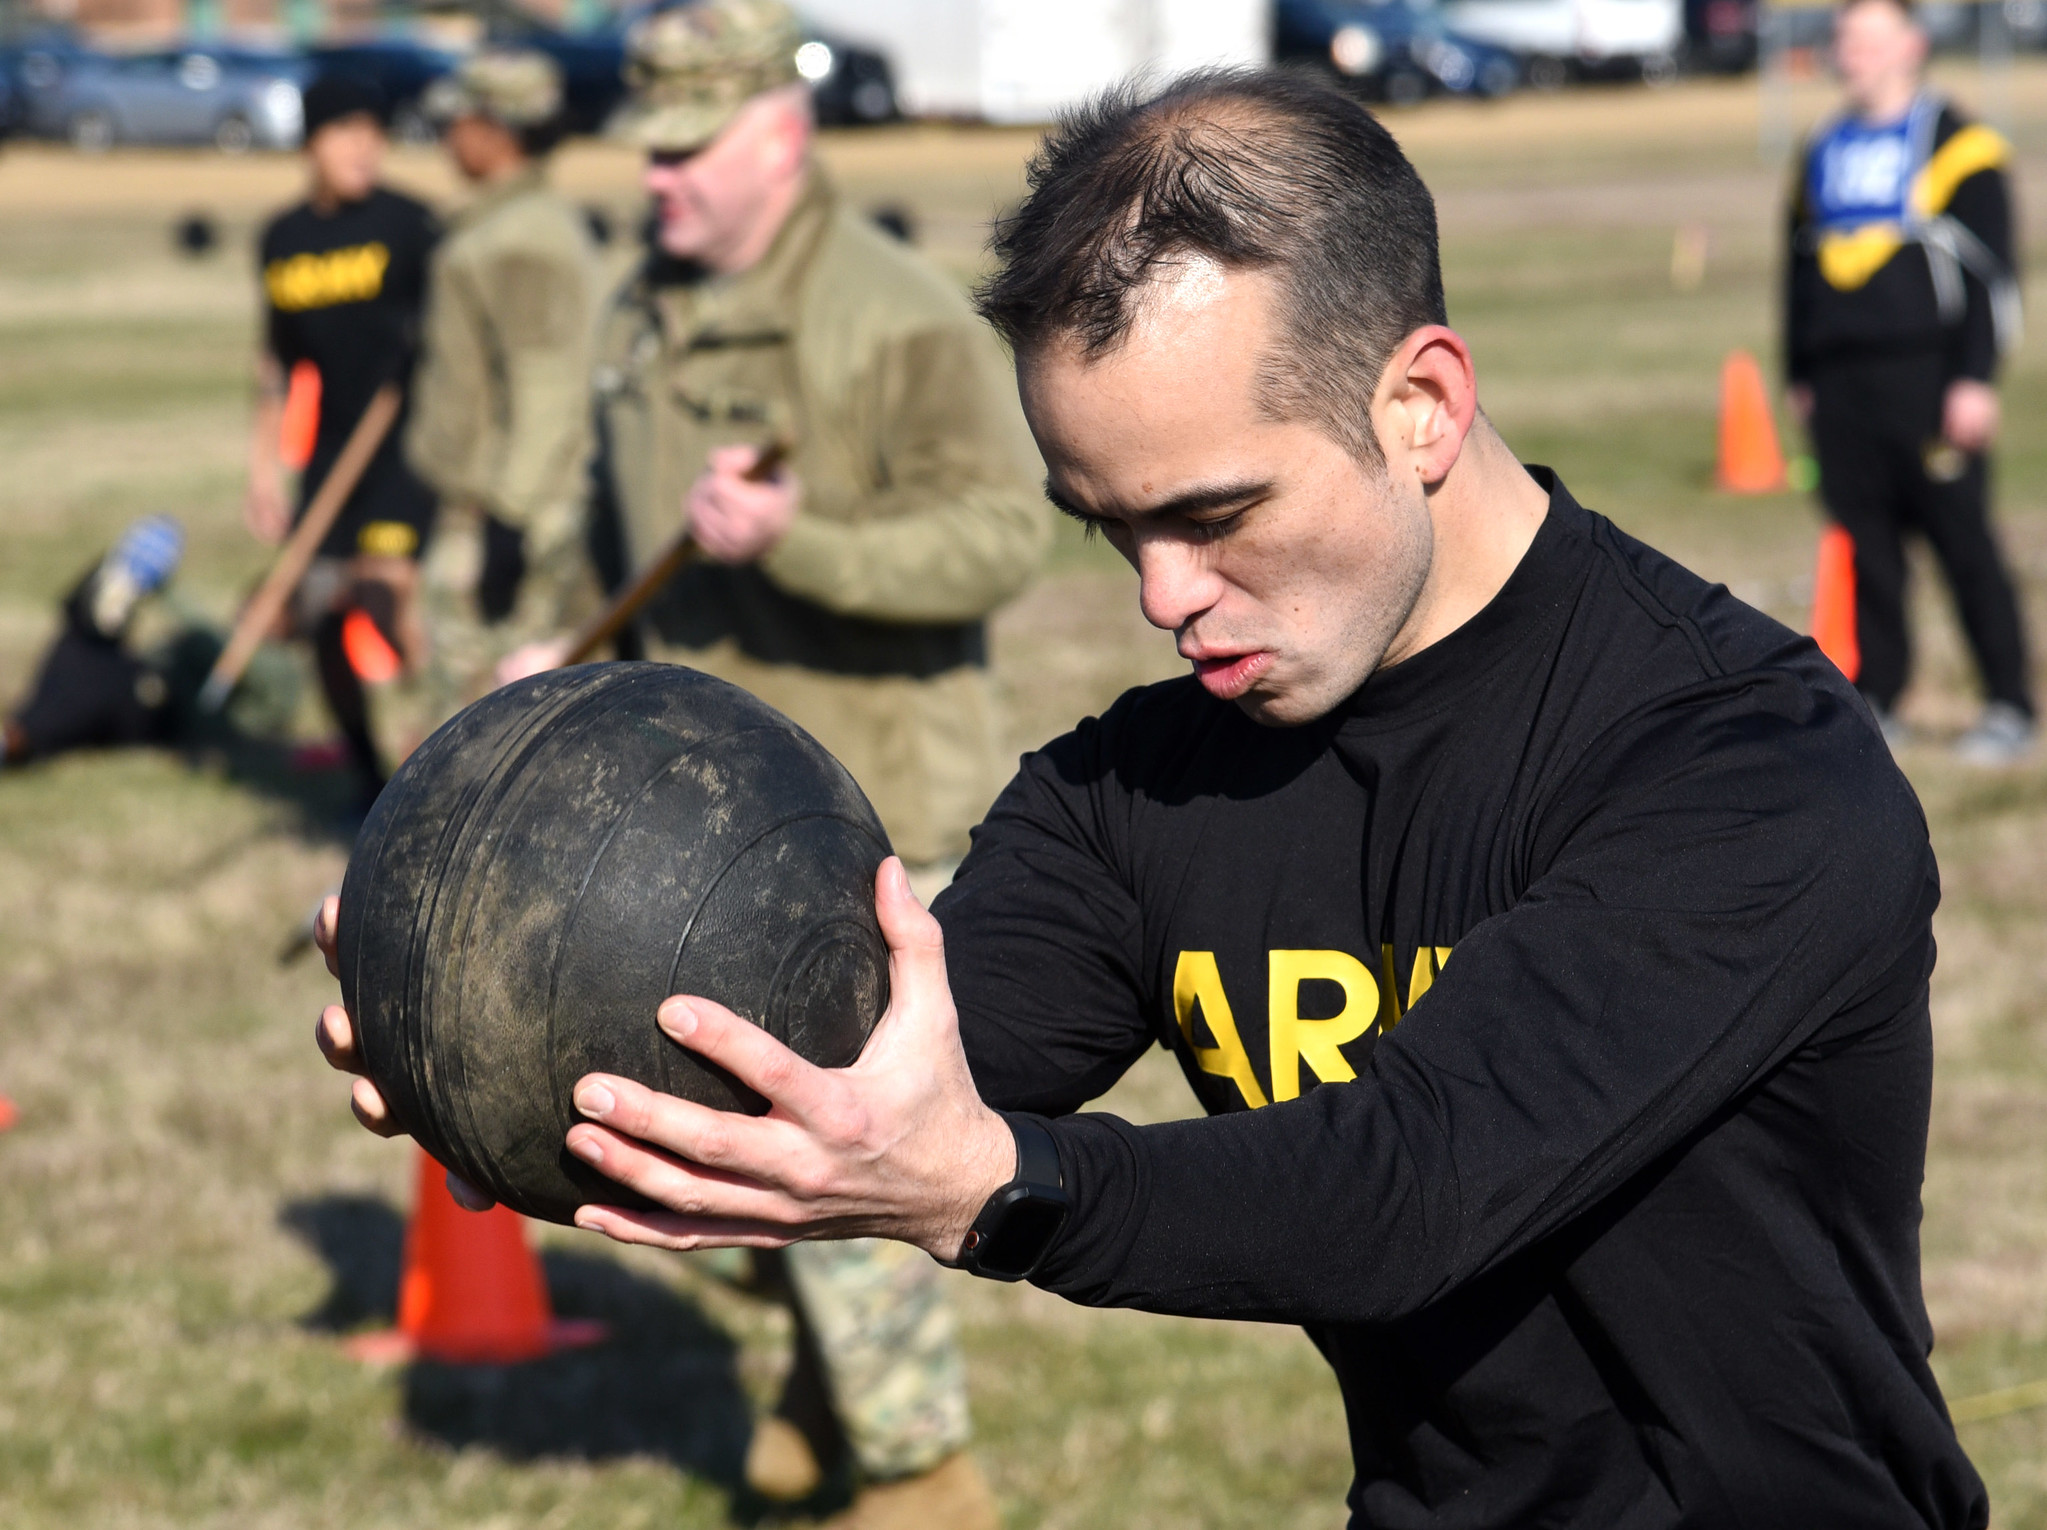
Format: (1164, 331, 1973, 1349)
(975, 68, 1447, 467)
(303, 74, 387, 139)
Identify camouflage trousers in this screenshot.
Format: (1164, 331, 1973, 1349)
(416, 499, 595, 732)
(782, 853, 970, 1481)
(784, 1237, 972, 1479)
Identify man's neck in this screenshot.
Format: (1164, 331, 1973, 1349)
(1853, 78, 1920, 126)
(708, 163, 810, 277)
(308, 181, 365, 217)
(465, 151, 532, 190)
(1383, 416, 1551, 668)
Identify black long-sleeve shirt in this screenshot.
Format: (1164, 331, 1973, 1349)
(260, 187, 440, 557)
(939, 473, 1986, 1528)
(1785, 98, 2014, 385)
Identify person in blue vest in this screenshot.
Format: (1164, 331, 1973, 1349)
(1786, 0, 2032, 764)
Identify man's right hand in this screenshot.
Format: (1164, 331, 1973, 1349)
(493, 639, 570, 689)
(245, 477, 291, 544)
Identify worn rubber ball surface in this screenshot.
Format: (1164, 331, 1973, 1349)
(336, 663, 893, 1224)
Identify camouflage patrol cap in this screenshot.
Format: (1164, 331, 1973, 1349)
(616, 0, 805, 152)
(424, 48, 565, 129)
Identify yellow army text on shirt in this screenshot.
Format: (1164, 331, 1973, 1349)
(405, 165, 601, 713)
(593, 169, 1051, 863)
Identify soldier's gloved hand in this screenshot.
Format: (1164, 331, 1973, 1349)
(687, 443, 800, 564)
(311, 895, 497, 1211)
(495, 639, 570, 688)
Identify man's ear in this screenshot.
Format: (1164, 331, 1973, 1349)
(767, 90, 814, 176)
(1377, 325, 1478, 489)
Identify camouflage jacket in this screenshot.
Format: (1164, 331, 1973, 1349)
(406, 166, 599, 645)
(592, 169, 1050, 861)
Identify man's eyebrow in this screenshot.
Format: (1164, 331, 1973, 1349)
(1043, 477, 1274, 523)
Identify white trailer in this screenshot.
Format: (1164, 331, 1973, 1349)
(1439, 0, 1683, 79)
(796, 0, 1269, 123)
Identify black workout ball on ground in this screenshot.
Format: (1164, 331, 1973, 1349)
(174, 212, 218, 257)
(335, 663, 894, 1225)
(869, 204, 916, 244)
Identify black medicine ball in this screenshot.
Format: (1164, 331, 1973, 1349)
(335, 664, 893, 1225)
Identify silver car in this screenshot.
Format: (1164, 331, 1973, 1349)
(33, 45, 306, 153)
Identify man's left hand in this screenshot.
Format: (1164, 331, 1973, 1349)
(1943, 379, 2000, 454)
(686, 444, 800, 564)
(565, 858, 1017, 1261)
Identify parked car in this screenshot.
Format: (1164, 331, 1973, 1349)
(496, 3, 897, 136)
(1, 31, 96, 136)
(26, 44, 308, 152)
(1277, 0, 1522, 103)
(793, 31, 899, 125)
(1683, 0, 1757, 74)
(1439, 0, 1684, 84)
(306, 38, 460, 143)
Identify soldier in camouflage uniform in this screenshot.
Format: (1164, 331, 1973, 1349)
(586, 3, 1051, 1524)
(404, 48, 602, 729)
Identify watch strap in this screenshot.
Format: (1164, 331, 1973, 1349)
(1010, 1113, 1063, 1193)
(957, 1113, 1069, 1281)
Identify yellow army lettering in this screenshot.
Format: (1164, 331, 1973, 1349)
(1380, 943, 1454, 1029)
(265, 243, 391, 312)
(1267, 949, 1376, 1102)
(1173, 944, 1456, 1110)
(1172, 951, 1269, 1109)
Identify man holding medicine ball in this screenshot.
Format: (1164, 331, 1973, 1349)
(320, 67, 1987, 1528)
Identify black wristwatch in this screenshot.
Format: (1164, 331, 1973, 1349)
(956, 1115, 1069, 1282)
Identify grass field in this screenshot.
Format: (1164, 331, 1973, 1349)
(2, 64, 2046, 1528)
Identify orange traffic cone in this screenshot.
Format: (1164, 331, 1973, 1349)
(0, 1096, 16, 1132)
(347, 1149, 606, 1364)
(340, 607, 404, 684)
(279, 360, 321, 472)
(1715, 350, 1787, 493)
(1811, 525, 1860, 681)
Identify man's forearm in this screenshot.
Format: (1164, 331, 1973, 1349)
(759, 486, 1052, 624)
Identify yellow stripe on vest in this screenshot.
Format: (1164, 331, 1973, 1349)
(1818, 224, 1907, 290)
(1912, 123, 2009, 219)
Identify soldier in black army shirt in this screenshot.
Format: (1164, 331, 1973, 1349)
(249, 75, 438, 802)
(317, 70, 1988, 1529)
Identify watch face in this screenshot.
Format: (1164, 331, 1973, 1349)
(978, 1189, 1068, 1279)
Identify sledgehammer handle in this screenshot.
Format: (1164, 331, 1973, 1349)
(561, 438, 788, 667)
(199, 382, 403, 713)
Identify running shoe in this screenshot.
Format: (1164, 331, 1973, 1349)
(1953, 702, 2036, 768)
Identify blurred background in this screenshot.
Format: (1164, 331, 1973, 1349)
(0, 1, 2044, 1527)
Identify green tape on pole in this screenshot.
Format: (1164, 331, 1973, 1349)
(1950, 1377, 2047, 1425)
